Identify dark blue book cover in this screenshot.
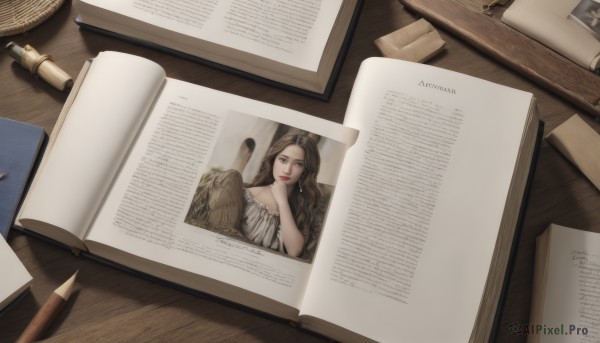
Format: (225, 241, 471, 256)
(0, 118, 46, 239)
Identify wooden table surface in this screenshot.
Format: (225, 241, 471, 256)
(1, 1, 599, 342)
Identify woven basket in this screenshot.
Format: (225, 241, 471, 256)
(0, 0, 65, 37)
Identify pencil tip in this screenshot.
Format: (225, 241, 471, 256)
(55, 271, 78, 300)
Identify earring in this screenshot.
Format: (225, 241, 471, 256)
(299, 180, 303, 193)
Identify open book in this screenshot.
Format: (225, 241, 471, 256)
(16, 51, 540, 342)
(527, 224, 600, 342)
(502, 0, 600, 72)
(73, 0, 362, 99)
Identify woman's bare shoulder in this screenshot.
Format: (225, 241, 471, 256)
(248, 186, 266, 196)
(247, 186, 278, 212)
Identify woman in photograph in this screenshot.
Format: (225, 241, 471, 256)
(241, 134, 322, 257)
(185, 133, 322, 258)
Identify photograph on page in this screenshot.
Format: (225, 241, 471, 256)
(184, 110, 347, 263)
(569, 0, 600, 41)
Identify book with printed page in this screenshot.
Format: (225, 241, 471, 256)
(73, 0, 363, 100)
(527, 224, 600, 343)
(16, 51, 541, 342)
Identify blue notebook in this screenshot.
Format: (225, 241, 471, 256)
(0, 118, 46, 239)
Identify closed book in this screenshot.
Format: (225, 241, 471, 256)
(0, 117, 45, 239)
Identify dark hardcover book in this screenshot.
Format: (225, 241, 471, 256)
(0, 118, 46, 239)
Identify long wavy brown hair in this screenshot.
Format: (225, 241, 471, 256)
(250, 134, 322, 244)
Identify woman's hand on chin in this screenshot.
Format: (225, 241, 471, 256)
(270, 181, 289, 206)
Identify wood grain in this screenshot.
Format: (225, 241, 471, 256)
(400, 0, 600, 119)
(0, 1, 599, 342)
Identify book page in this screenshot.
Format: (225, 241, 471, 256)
(536, 224, 600, 342)
(18, 52, 165, 242)
(0, 238, 32, 310)
(85, 76, 358, 311)
(300, 57, 534, 342)
(502, 0, 600, 70)
(80, 0, 343, 72)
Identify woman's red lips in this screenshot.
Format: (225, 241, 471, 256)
(279, 176, 290, 181)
